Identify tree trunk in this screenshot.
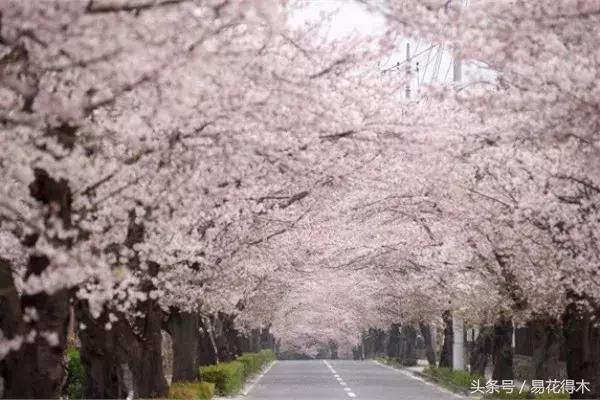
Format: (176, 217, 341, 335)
(249, 329, 260, 353)
(563, 300, 600, 399)
(530, 317, 561, 380)
(260, 327, 274, 351)
(77, 269, 168, 398)
(240, 334, 251, 353)
(469, 326, 492, 377)
(386, 323, 401, 358)
(2, 169, 74, 398)
(77, 305, 132, 399)
(131, 290, 169, 397)
(419, 322, 436, 366)
(198, 316, 219, 366)
(374, 328, 386, 356)
(167, 311, 200, 382)
(492, 315, 514, 381)
(400, 325, 417, 366)
(329, 341, 338, 359)
(439, 311, 453, 368)
(0, 258, 26, 398)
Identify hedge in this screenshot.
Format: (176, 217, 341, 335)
(65, 347, 85, 399)
(258, 349, 275, 365)
(237, 349, 276, 379)
(237, 354, 262, 378)
(199, 350, 275, 395)
(168, 381, 215, 400)
(199, 361, 245, 395)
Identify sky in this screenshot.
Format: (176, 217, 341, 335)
(290, 1, 483, 90)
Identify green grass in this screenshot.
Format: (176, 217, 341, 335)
(65, 347, 85, 399)
(421, 366, 485, 394)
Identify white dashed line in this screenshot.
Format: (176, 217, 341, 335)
(323, 360, 359, 399)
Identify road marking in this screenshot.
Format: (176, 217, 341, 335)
(241, 360, 277, 396)
(323, 360, 359, 399)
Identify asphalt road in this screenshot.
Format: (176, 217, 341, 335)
(243, 360, 463, 400)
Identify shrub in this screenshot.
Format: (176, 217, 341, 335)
(65, 347, 85, 399)
(236, 349, 275, 379)
(199, 361, 245, 395)
(197, 382, 215, 399)
(237, 353, 262, 378)
(168, 381, 214, 400)
(258, 349, 275, 365)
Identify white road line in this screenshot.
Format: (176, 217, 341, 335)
(241, 361, 277, 396)
(323, 360, 359, 399)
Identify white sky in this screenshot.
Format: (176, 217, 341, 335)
(291, 1, 484, 90)
(290, 1, 385, 38)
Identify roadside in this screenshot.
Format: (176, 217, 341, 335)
(226, 361, 277, 399)
(372, 358, 570, 400)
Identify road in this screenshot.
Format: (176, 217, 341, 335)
(243, 360, 463, 400)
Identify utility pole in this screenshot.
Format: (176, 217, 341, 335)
(405, 42, 411, 99)
(451, 25, 466, 370)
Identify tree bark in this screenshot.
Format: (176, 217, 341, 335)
(249, 328, 260, 353)
(469, 326, 492, 377)
(260, 326, 274, 351)
(77, 305, 132, 399)
(439, 311, 453, 368)
(374, 328, 386, 356)
(198, 316, 219, 366)
(386, 323, 401, 358)
(562, 300, 600, 399)
(77, 214, 168, 399)
(530, 316, 562, 380)
(131, 292, 169, 398)
(2, 169, 73, 399)
(492, 315, 514, 381)
(166, 310, 200, 382)
(0, 258, 27, 398)
(329, 340, 338, 359)
(419, 322, 437, 366)
(400, 325, 417, 366)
